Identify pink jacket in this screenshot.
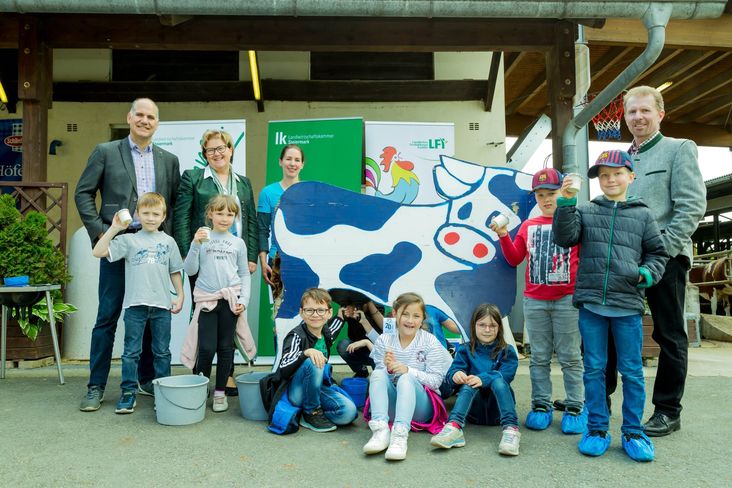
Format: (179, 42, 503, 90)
(363, 386, 448, 434)
(180, 286, 257, 369)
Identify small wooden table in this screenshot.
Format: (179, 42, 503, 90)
(0, 284, 64, 384)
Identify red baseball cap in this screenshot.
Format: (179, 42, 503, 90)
(531, 168, 563, 190)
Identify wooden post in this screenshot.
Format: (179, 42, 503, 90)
(18, 16, 51, 183)
(545, 21, 576, 171)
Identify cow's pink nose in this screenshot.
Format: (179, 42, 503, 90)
(473, 244, 488, 258)
(444, 232, 460, 245)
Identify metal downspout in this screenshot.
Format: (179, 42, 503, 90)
(561, 3, 673, 174)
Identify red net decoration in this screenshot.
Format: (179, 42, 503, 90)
(588, 94, 624, 140)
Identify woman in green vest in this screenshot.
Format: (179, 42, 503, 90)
(174, 129, 258, 394)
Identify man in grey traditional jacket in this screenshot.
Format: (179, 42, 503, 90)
(608, 85, 706, 437)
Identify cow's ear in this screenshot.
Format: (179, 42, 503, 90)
(434, 165, 474, 199)
(439, 155, 485, 185)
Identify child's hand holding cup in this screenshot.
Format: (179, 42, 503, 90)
(194, 226, 211, 244)
(562, 173, 583, 198)
(115, 208, 132, 229)
(489, 214, 510, 237)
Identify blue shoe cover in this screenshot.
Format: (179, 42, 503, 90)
(525, 408, 553, 430)
(622, 432, 655, 462)
(578, 430, 611, 457)
(561, 409, 588, 435)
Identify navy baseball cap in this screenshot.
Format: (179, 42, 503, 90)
(588, 150, 634, 179)
(531, 168, 563, 190)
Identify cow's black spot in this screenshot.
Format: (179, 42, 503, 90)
(278, 182, 400, 236)
(277, 253, 320, 318)
(340, 242, 421, 302)
(457, 202, 472, 220)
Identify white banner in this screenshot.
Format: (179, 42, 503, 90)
(153, 119, 246, 174)
(364, 121, 454, 205)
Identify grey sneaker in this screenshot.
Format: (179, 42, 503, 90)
(137, 381, 155, 397)
(430, 424, 466, 449)
(80, 386, 105, 412)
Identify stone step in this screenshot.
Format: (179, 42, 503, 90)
(700, 314, 732, 342)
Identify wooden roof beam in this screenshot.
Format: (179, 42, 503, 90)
(675, 92, 732, 123)
(585, 15, 732, 50)
(589, 46, 634, 82)
(0, 15, 558, 52)
(484, 52, 502, 112)
(635, 49, 718, 90)
(665, 70, 732, 115)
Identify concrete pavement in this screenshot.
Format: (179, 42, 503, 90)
(1, 341, 731, 488)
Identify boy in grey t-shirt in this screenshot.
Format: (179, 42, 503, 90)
(93, 192, 184, 414)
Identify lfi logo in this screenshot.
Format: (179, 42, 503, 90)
(275, 132, 288, 145)
(428, 138, 446, 149)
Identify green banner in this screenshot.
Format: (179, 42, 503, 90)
(258, 117, 364, 358)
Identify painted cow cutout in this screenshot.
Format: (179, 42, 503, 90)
(272, 155, 537, 359)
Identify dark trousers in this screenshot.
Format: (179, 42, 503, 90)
(189, 273, 236, 378)
(605, 255, 688, 418)
(337, 339, 374, 377)
(196, 299, 237, 391)
(88, 258, 153, 389)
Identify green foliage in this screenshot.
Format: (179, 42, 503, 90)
(0, 194, 75, 340)
(11, 299, 78, 341)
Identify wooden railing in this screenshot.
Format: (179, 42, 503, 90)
(0, 182, 68, 255)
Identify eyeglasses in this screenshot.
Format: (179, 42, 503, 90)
(204, 145, 228, 156)
(302, 308, 330, 317)
(476, 322, 499, 330)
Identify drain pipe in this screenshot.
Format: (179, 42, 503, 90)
(561, 2, 673, 174)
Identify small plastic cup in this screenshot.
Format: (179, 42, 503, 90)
(492, 214, 509, 229)
(565, 173, 583, 195)
(200, 226, 211, 243)
(117, 208, 132, 226)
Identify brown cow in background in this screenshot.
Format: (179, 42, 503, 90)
(689, 256, 731, 316)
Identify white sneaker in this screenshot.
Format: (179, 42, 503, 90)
(498, 426, 521, 456)
(212, 395, 228, 413)
(363, 420, 391, 454)
(385, 424, 409, 461)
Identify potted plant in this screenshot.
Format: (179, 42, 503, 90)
(0, 194, 76, 341)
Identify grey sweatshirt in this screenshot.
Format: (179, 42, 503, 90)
(184, 230, 250, 306)
(626, 134, 706, 261)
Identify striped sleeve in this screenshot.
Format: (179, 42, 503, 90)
(406, 333, 453, 391)
(276, 332, 305, 379)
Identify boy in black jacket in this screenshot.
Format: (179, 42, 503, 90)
(260, 288, 357, 432)
(552, 150, 668, 462)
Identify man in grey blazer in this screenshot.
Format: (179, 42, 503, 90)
(604, 86, 705, 436)
(75, 98, 181, 412)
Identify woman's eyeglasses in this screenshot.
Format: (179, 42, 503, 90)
(204, 145, 228, 156)
(302, 308, 330, 317)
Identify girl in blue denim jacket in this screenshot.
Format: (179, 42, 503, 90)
(430, 304, 521, 456)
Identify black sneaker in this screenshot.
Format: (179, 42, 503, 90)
(299, 408, 336, 432)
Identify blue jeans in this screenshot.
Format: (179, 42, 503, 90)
(88, 258, 154, 388)
(287, 360, 357, 425)
(120, 305, 172, 392)
(579, 307, 645, 434)
(368, 368, 433, 430)
(523, 295, 584, 410)
(448, 379, 518, 428)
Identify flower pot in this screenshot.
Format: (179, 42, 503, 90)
(4, 316, 60, 360)
(0, 291, 45, 308)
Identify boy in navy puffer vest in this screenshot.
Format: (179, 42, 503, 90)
(552, 150, 668, 463)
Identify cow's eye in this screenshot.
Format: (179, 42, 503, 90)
(457, 202, 472, 220)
